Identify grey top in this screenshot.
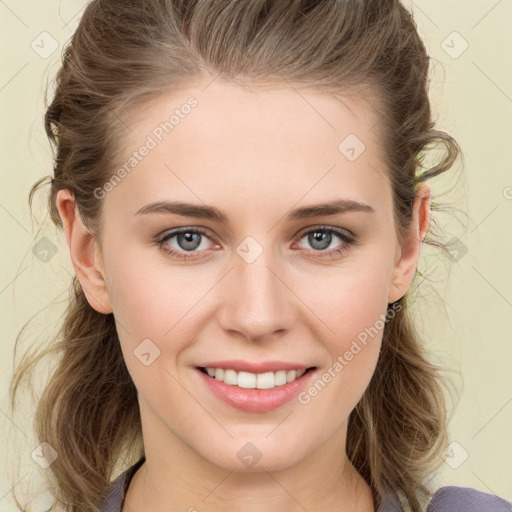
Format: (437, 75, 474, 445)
(98, 457, 512, 512)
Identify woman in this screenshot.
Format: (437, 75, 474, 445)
(10, 1, 511, 511)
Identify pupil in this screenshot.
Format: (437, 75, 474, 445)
(179, 232, 200, 250)
(310, 230, 330, 250)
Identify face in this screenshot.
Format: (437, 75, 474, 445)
(57, 79, 429, 475)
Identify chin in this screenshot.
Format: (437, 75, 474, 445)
(196, 436, 310, 473)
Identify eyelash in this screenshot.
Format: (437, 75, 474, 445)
(156, 225, 356, 261)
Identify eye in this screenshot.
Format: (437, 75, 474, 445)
(156, 225, 356, 261)
(293, 226, 356, 259)
(157, 228, 218, 261)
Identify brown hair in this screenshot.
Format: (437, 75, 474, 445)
(10, 1, 463, 511)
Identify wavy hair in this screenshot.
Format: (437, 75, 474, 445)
(10, 1, 463, 511)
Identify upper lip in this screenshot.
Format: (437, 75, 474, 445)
(197, 360, 315, 373)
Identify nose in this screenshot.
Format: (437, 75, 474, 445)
(217, 248, 296, 343)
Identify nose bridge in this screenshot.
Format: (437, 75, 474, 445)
(218, 240, 295, 341)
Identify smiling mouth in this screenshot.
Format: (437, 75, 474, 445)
(197, 366, 316, 390)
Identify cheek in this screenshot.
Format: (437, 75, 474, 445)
(106, 263, 195, 397)
(296, 256, 392, 404)
(105, 251, 223, 388)
(301, 253, 392, 343)
(106, 251, 203, 339)
(298, 290, 386, 427)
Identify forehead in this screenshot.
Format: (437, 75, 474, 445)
(104, 79, 391, 217)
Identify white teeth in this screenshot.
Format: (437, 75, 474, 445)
(238, 371, 257, 388)
(223, 369, 238, 385)
(204, 367, 308, 389)
(255, 372, 274, 389)
(274, 370, 288, 386)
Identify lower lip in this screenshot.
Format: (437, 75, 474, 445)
(195, 367, 317, 413)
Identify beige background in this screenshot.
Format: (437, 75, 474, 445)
(1, 1, 511, 510)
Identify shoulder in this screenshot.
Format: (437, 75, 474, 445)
(427, 486, 512, 512)
(98, 457, 145, 512)
(97, 471, 128, 512)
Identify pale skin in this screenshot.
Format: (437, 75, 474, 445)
(56, 79, 431, 512)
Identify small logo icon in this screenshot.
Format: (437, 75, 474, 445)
(133, 338, 161, 366)
(32, 237, 58, 262)
(338, 133, 366, 162)
(237, 442, 262, 468)
(442, 441, 469, 469)
(31, 32, 59, 59)
(236, 236, 263, 264)
(445, 237, 468, 262)
(441, 31, 469, 59)
(31, 442, 58, 468)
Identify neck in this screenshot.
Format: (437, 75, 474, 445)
(123, 409, 375, 512)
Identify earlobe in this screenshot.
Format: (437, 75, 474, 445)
(387, 182, 432, 304)
(55, 189, 113, 314)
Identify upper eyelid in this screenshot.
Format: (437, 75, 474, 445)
(295, 224, 354, 239)
(159, 226, 218, 244)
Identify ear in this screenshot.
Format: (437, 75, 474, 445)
(55, 189, 113, 314)
(387, 182, 431, 304)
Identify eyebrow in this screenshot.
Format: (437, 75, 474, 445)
(134, 198, 375, 222)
